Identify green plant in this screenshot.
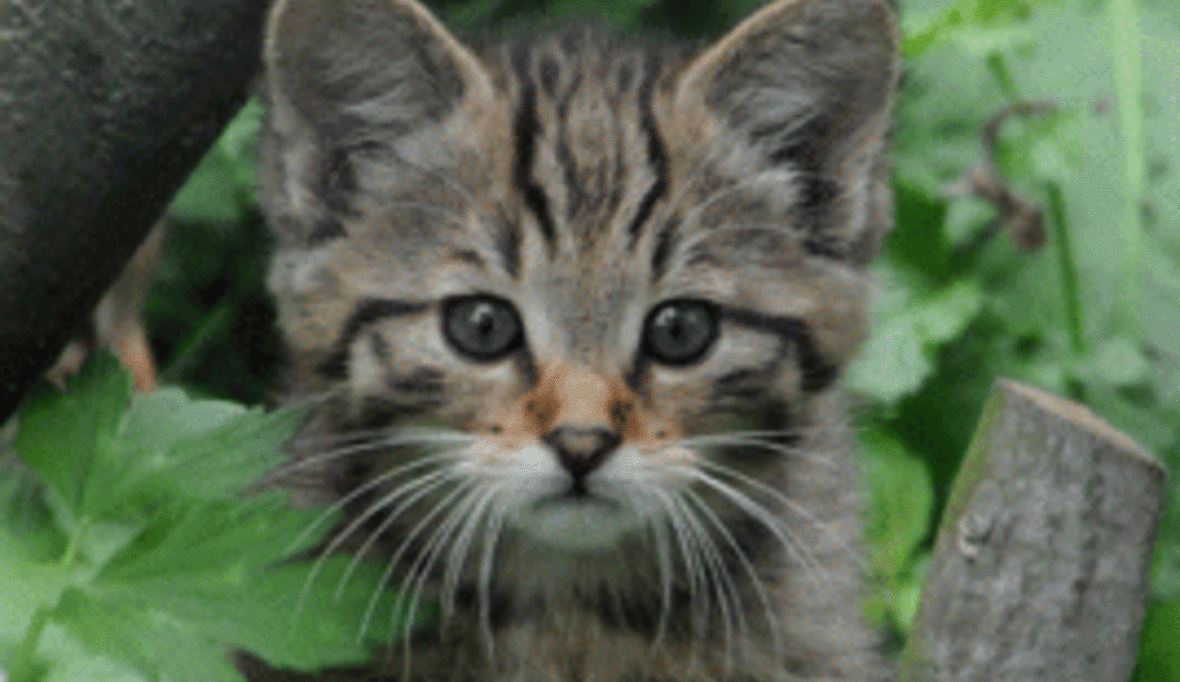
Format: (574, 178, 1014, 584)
(0, 353, 412, 682)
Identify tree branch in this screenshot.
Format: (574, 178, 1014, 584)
(0, 0, 269, 421)
(901, 378, 1168, 682)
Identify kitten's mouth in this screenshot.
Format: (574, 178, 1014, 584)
(534, 486, 621, 510)
(515, 487, 636, 550)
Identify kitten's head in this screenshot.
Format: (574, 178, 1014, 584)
(261, 0, 898, 555)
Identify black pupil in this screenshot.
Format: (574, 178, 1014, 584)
(473, 306, 496, 337)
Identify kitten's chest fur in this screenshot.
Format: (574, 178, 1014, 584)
(257, 1, 899, 681)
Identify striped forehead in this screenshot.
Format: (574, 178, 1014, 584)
(492, 31, 674, 255)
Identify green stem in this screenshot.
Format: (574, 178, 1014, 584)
(7, 605, 51, 682)
(1046, 182, 1085, 355)
(1107, 0, 1143, 325)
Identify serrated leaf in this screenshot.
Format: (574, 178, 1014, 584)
(14, 352, 132, 527)
(50, 588, 244, 682)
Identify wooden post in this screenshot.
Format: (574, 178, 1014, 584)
(900, 378, 1169, 682)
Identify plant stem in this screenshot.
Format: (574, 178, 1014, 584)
(1046, 182, 1084, 355)
(1107, 0, 1143, 326)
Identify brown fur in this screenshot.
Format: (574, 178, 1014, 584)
(255, 0, 900, 680)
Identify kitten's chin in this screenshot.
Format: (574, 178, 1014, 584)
(511, 495, 642, 552)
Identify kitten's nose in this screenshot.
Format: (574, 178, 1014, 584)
(541, 425, 621, 484)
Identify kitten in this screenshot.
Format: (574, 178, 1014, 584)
(253, 0, 900, 680)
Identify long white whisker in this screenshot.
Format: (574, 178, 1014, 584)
(276, 430, 474, 478)
(650, 488, 707, 646)
(287, 452, 453, 559)
(294, 455, 455, 614)
(682, 487, 783, 665)
(671, 491, 740, 676)
(477, 491, 510, 660)
(395, 483, 487, 680)
(674, 488, 736, 674)
(441, 485, 502, 625)
(622, 486, 673, 652)
(334, 467, 458, 600)
(358, 479, 475, 642)
(698, 459, 864, 570)
(681, 465, 832, 591)
(680, 433, 839, 470)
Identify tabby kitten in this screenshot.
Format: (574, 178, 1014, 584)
(255, 0, 900, 680)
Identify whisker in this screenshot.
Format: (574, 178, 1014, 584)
(670, 490, 739, 676)
(358, 479, 475, 642)
(680, 433, 839, 470)
(680, 465, 834, 592)
(333, 467, 459, 601)
(294, 457, 456, 618)
(275, 429, 474, 479)
(623, 486, 673, 652)
(286, 452, 453, 559)
(477, 493, 510, 660)
(682, 487, 783, 665)
(440, 485, 503, 625)
(650, 488, 707, 647)
(697, 459, 864, 570)
(394, 483, 488, 679)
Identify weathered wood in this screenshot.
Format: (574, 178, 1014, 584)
(0, 0, 269, 422)
(900, 378, 1168, 682)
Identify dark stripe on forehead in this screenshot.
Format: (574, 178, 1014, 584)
(649, 217, 678, 283)
(717, 305, 840, 393)
(317, 298, 433, 378)
(512, 49, 557, 250)
(626, 53, 669, 248)
(555, 71, 584, 220)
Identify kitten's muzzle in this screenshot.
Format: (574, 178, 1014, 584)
(541, 425, 621, 488)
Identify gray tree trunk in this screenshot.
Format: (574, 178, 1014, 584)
(900, 378, 1169, 682)
(0, 0, 270, 421)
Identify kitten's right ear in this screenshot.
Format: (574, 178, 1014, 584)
(262, 0, 492, 245)
(264, 0, 492, 137)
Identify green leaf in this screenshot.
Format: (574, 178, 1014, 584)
(1132, 599, 1180, 682)
(2, 351, 411, 682)
(117, 390, 304, 502)
(911, 280, 985, 345)
(847, 315, 932, 403)
(860, 430, 934, 580)
(858, 429, 934, 633)
(14, 352, 132, 527)
(51, 587, 245, 682)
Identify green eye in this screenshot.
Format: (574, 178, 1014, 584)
(442, 295, 524, 361)
(642, 299, 718, 366)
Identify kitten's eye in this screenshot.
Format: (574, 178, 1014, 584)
(442, 295, 524, 361)
(642, 299, 718, 366)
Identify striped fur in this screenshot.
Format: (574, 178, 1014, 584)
(256, 0, 900, 680)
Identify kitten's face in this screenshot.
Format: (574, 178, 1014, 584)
(261, 0, 898, 556)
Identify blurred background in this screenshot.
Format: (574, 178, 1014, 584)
(143, 0, 1179, 675)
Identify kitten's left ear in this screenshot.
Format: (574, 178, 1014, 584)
(675, 0, 901, 263)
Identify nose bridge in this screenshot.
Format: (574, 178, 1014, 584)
(550, 365, 615, 428)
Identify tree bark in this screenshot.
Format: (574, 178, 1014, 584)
(900, 378, 1169, 682)
(0, 0, 269, 421)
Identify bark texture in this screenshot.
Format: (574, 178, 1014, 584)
(0, 0, 269, 421)
(900, 378, 1169, 682)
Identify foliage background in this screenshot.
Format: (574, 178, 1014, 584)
(11, 0, 1180, 677)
